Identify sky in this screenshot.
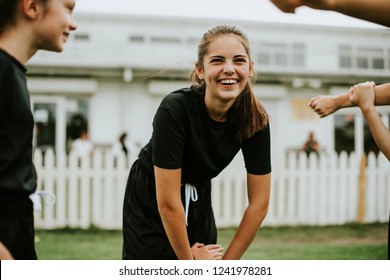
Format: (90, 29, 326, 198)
(76, 0, 383, 29)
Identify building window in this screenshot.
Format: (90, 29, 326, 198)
(275, 53, 287, 66)
(129, 35, 145, 43)
(292, 44, 305, 67)
(66, 99, 89, 154)
(258, 53, 270, 65)
(373, 58, 385, 69)
(340, 45, 386, 71)
(74, 33, 90, 41)
(356, 56, 368, 69)
(339, 46, 352, 69)
(34, 104, 56, 152)
(357, 47, 384, 70)
(257, 43, 305, 68)
(150, 36, 181, 44)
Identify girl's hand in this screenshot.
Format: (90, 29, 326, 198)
(191, 242, 223, 260)
(348, 81, 376, 112)
(308, 95, 340, 118)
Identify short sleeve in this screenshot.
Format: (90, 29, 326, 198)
(241, 123, 271, 175)
(151, 98, 189, 169)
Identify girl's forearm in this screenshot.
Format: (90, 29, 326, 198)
(159, 208, 193, 260)
(373, 83, 390, 106)
(222, 205, 267, 259)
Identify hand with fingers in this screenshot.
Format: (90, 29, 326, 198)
(348, 81, 376, 113)
(191, 242, 224, 260)
(308, 95, 341, 118)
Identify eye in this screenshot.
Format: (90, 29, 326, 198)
(235, 57, 248, 63)
(210, 58, 223, 63)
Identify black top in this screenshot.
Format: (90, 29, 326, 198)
(138, 87, 271, 187)
(0, 49, 37, 213)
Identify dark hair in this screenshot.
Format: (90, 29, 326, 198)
(190, 25, 269, 144)
(0, 0, 49, 33)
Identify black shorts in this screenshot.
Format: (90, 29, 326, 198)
(0, 197, 37, 260)
(122, 160, 217, 260)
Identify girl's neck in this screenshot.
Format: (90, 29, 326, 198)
(0, 27, 36, 65)
(204, 93, 235, 122)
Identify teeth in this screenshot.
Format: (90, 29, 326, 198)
(220, 79, 236, 85)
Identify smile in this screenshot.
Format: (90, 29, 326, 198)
(219, 79, 238, 85)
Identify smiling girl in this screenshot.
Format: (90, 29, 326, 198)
(122, 25, 271, 260)
(0, 0, 77, 259)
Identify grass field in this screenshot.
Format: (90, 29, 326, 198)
(35, 223, 388, 260)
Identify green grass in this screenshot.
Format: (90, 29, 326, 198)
(35, 223, 388, 260)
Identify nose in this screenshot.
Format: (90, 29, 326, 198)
(223, 61, 235, 75)
(70, 16, 78, 31)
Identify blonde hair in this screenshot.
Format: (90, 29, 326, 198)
(190, 25, 269, 143)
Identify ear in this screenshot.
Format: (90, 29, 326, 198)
(249, 61, 254, 78)
(195, 63, 204, 80)
(22, 0, 40, 20)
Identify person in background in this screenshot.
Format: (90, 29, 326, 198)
(71, 130, 94, 157)
(269, 0, 390, 27)
(122, 25, 271, 260)
(0, 0, 77, 259)
(302, 131, 320, 156)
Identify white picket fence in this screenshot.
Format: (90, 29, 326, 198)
(33, 149, 390, 229)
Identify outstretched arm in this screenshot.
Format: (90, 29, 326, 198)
(348, 82, 390, 160)
(222, 173, 271, 260)
(308, 83, 390, 118)
(270, 0, 390, 27)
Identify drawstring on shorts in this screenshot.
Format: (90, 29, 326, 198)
(184, 183, 198, 226)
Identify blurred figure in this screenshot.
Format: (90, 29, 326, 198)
(302, 131, 320, 156)
(269, 0, 390, 27)
(112, 132, 129, 157)
(112, 132, 141, 159)
(71, 130, 94, 157)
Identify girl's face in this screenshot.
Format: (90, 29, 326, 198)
(197, 34, 253, 108)
(35, 0, 77, 52)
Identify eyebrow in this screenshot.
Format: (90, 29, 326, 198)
(208, 54, 248, 59)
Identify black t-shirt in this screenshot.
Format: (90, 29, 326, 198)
(0, 49, 37, 206)
(139, 87, 271, 187)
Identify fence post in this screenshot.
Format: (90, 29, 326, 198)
(357, 153, 367, 224)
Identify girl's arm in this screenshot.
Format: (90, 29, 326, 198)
(154, 166, 222, 260)
(308, 83, 390, 118)
(222, 173, 271, 260)
(155, 166, 193, 260)
(270, 0, 390, 27)
(0, 242, 13, 260)
(349, 82, 390, 160)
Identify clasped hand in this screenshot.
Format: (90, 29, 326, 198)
(191, 242, 223, 260)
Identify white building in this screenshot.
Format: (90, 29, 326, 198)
(27, 12, 390, 164)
